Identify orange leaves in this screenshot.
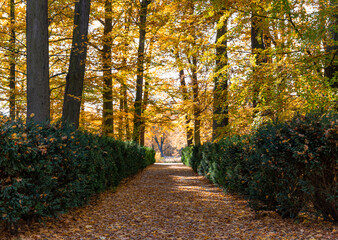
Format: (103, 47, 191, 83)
(2, 164, 336, 239)
(38, 145, 48, 155)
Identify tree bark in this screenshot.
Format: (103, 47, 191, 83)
(191, 55, 201, 146)
(179, 68, 193, 146)
(102, 0, 114, 136)
(118, 81, 124, 139)
(9, 0, 16, 120)
(119, 9, 131, 140)
(188, 1, 200, 146)
(154, 134, 165, 157)
(124, 85, 131, 140)
(62, 0, 91, 128)
(133, 0, 151, 143)
(251, 12, 266, 110)
(325, 0, 337, 89)
(140, 80, 149, 146)
(26, 0, 50, 123)
(212, 12, 228, 141)
(140, 38, 153, 146)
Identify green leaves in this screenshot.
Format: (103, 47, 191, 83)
(0, 119, 155, 229)
(182, 110, 337, 221)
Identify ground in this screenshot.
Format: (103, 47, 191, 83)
(1, 163, 337, 239)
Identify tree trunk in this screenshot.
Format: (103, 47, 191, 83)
(188, 1, 200, 146)
(140, 80, 149, 146)
(251, 12, 266, 110)
(179, 68, 193, 146)
(26, 0, 50, 123)
(102, 0, 114, 136)
(133, 0, 151, 143)
(119, 10, 131, 140)
(212, 12, 228, 141)
(124, 85, 131, 140)
(118, 81, 124, 139)
(62, 0, 91, 128)
(9, 0, 16, 120)
(325, 0, 337, 90)
(191, 55, 201, 146)
(154, 134, 165, 157)
(140, 38, 153, 146)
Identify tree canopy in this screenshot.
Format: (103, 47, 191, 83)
(0, 0, 336, 150)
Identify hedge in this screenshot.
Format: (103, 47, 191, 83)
(0, 119, 155, 231)
(182, 111, 337, 222)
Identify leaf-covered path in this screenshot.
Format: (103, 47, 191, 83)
(5, 164, 337, 239)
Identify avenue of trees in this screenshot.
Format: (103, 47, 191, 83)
(0, 0, 336, 148)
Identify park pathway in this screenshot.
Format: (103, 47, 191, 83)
(9, 164, 337, 239)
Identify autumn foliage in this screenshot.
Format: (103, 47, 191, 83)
(182, 111, 337, 222)
(0, 117, 155, 231)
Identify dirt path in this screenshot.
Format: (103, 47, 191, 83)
(5, 164, 337, 239)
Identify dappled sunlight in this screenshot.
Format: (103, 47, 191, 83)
(7, 163, 336, 240)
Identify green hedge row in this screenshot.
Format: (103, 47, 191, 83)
(182, 111, 337, 222)
(0, 119, 155, 230)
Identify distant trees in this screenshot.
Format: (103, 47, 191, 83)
(0, 0, 335, 147)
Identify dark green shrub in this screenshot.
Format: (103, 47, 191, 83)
(144, 147, 156, 166)
(181, 110, 337, 222)
(181, 146, 193, 166)
(215, 135, 251, 194)
(190, 145, 203, 173)
(0, 119, 155, 230)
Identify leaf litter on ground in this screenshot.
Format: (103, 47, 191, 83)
(1, 163, 337, 239)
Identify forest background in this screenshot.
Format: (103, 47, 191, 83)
(0, 0, 336, 156)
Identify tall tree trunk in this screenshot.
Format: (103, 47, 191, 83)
(9, 0, 16, 120)
(213, 12, 228, 141)
(325, 0, 337, 90)
(124, 85, 131, 139)
(189, 1, 200, 146)
(119, 10, 131, 140)
(133, 0, 151, 143)
(26, 0, 50, 123)
(178, 66, 193, 146)
(140, 38, 153, 146)
(62, 0, 91, 128)
(191, 55, 201, 146)
(140, 80, 149, 146)
(118, 81, 124, 139)
(102, 0, 114, 136)
(251, 12, 265, 110)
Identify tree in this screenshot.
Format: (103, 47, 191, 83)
(9, 0, 16, 120)
(62, 0, 91, 128)
(154, 133, 165, 157)
(212, 7, 229, 141)
(102, 0, 114, 135)
(178, 63, 193, 146)
(324, 0, 337, 90)
(188, 1, 201, 146)
(26, 0, 50, 123)
(133, 0, 152, 143)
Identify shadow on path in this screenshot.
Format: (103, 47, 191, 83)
(8, 164, 337, 239)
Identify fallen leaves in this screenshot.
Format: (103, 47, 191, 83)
(1, 163, 336, 239)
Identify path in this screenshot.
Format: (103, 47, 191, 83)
(5, 164, 337, 239)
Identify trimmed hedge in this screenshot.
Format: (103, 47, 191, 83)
(0, 119, 155, 230)
(182, 111, 337, 222)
